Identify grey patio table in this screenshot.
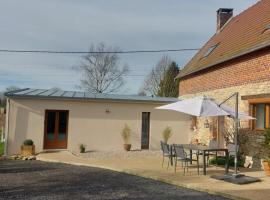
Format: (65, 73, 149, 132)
(181, 144, 229, 175)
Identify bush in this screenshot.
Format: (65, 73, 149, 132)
(121, 124, 131, 144)
(209, 156, 244, 167)
(0, 142, 4, 156)
(23, 139, 34, 146)
(79, 144, 86, 153)
(162, 126, 172, 144)
(264, 128, 270, 146)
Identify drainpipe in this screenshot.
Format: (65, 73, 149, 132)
(4, 98, 10, 156)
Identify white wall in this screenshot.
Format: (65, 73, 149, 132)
(7, 98, 192, 155)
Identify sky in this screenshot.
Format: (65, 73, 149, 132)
(0, 0, 258, 94)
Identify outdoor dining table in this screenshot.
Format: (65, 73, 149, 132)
(181, 144, 229, 175)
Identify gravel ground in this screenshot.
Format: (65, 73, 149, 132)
(0, 160, 229, 200)
(78, 150, 162, 160)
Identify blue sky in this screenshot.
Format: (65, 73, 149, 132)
(0, 0, 258, 94)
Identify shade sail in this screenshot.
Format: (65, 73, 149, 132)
(156, 96, 229, 117)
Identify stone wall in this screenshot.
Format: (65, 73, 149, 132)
(239, 129, 270, 168)
(180, 81, 270, 147)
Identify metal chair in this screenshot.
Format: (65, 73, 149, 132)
(160, 141, 175, 169)
(207, 139, 218, 166)
(173, 144, 199, 175)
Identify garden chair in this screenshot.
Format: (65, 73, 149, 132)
(173, 144, 199, 175)
(160, 141, 175, 169)
(207, 139, 218, 166)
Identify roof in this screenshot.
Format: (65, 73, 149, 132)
(5, 88, 178, 104)
(177, 0, 270, 78)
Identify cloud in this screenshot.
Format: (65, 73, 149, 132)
(0, 0, 258, 93)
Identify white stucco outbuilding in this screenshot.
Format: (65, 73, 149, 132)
(4, 88, 192, 155)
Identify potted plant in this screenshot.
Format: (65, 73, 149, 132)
(162, 126, 172, 144)
(262, 157, 270, 176)
(21, 139, 35, 156)
(121, 124, 131, 151)
(79, 144, 86, 153)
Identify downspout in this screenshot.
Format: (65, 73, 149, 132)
(4, 98, 10, 156)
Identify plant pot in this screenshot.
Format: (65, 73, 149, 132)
(80, 148, 85, 153)
(123, 144, 131, 151)
(262, 160, 270, 176)
(21, 145, 35, 156)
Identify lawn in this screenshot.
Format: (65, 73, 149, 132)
(0, 142, 4, 156)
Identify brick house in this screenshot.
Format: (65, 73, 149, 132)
(177, 0, 270, 160)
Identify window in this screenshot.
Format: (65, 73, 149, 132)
(250, 103, 270, 129)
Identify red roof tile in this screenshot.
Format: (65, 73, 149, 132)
(177, 0, 270, 78)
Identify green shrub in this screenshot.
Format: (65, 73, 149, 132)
(23, 139, 34, 146)
(0, 142, 4, 156)
(209, 156, 244, 167)
(79, 144, 86, 153)
(264, 128, 270, 146)
(162, 126, 173, 144)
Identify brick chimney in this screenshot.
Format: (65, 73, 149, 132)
(216, 8, 233, 31)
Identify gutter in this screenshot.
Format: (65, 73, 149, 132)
(5, 95, 178, 105)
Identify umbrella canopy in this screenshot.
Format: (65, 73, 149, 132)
(219, 104, 255, 120)
(156, 96, 229, 117)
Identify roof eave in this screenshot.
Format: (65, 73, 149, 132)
(6, 94, 178, 104)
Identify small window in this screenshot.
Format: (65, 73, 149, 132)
(255, 104, 265, 129)
(202, 44, 219, 58)
(250, 103, 270, 130)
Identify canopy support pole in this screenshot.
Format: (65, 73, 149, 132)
(219, 92, 240, 176)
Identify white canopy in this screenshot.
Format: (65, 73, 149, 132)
(156, 96, 254, 119)
(156, 96, 229, 117)
(219, 104, 255, 120)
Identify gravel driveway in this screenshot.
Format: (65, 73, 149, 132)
(0, 160, 229, 200)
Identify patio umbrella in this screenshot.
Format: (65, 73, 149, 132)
(156, 96, 229, 117)
(219, 104, 255, 120)
(157, 94, 255, 178)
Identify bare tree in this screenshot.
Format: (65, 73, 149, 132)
(139, 55, 172, 96)
(76, 43, 129, 93)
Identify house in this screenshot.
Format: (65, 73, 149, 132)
(177, 0, 270, 161)
(4, 88, 192, 155)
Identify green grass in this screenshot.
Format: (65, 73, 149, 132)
(0, 142, 4, 156)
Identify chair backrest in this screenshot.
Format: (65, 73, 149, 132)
(227, 143, 239, 156)
(160, 141, 170, 154)
(173, 144, 186, 159)
(209, 139, 218, 149)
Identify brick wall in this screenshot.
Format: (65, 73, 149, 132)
(179, 48, 270, 96)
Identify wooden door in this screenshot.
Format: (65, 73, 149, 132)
(141, 112, 150, 149)
(44, 110, 69, 149)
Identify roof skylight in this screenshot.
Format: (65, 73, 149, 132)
(202, 44, 219, 58)
(262, 24, 270, 34)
